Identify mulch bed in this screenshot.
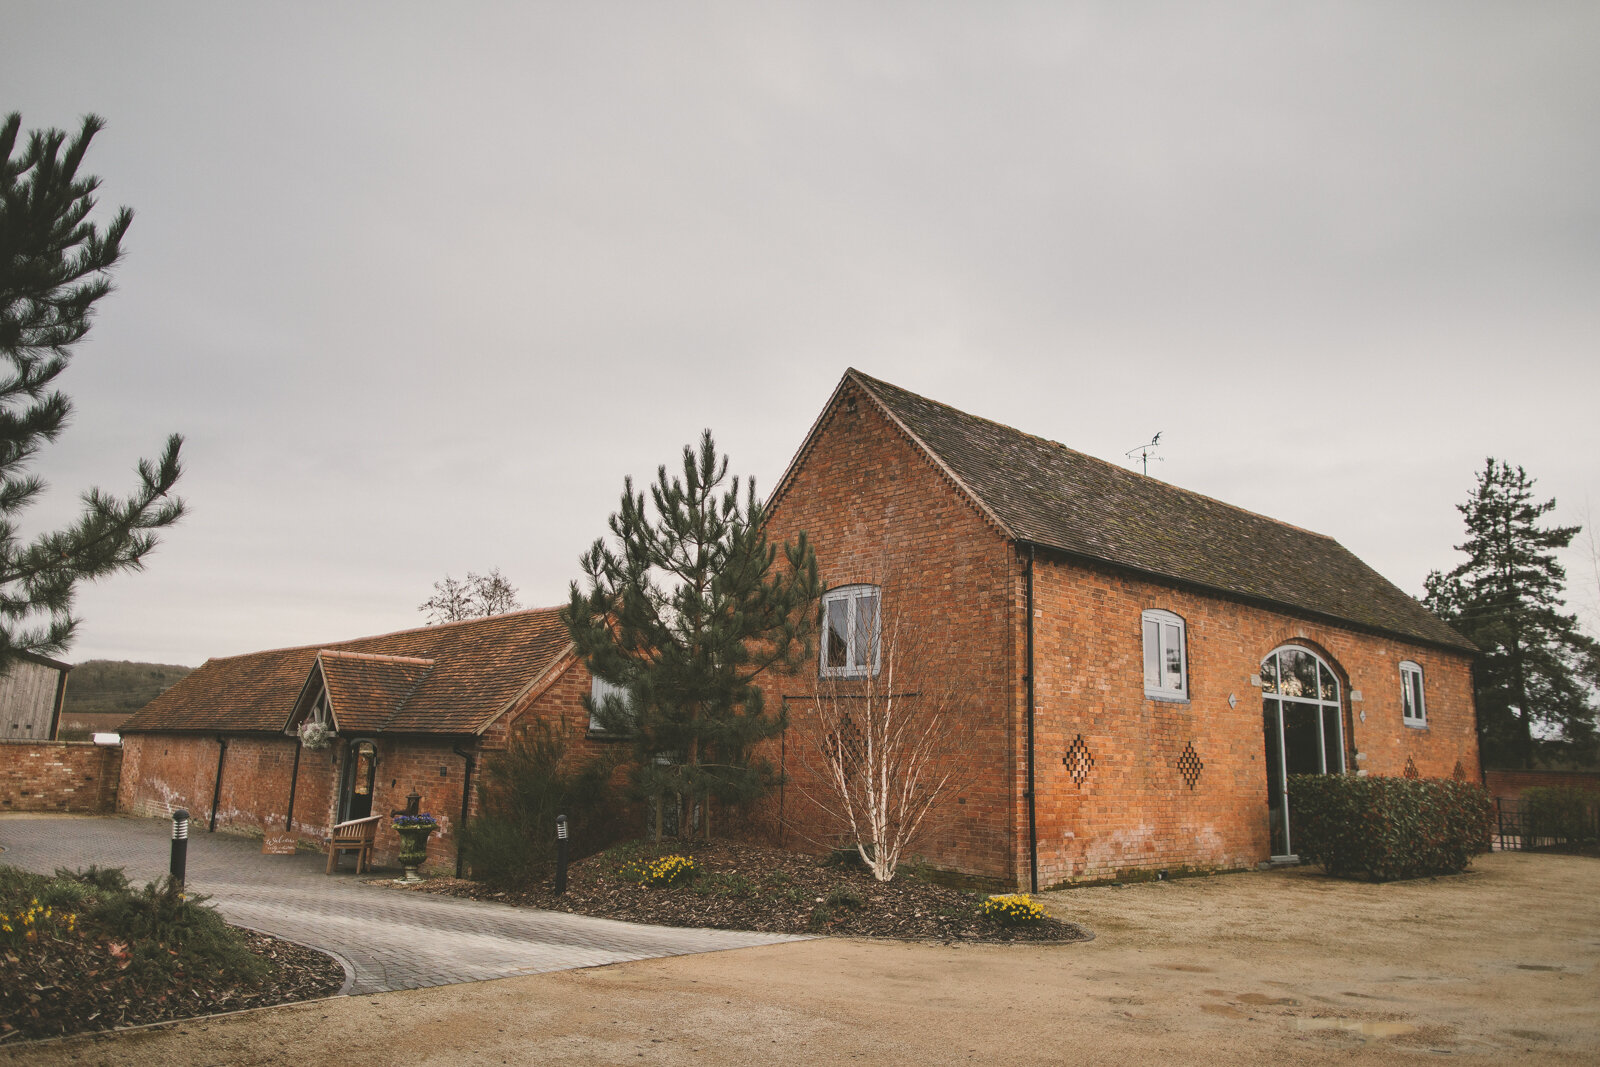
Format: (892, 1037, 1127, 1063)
(0, 928, 344, 1045)
(378, 839, 1090, 944)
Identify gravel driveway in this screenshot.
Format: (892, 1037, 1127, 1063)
(0, 814, 802, 994)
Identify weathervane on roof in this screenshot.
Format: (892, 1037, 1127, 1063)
(1125, 432, 1163, 476)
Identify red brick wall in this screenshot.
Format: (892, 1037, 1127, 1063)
(1030, 554, 1480, 885)
(761, 380, 1019, 880)
(115, 655, 636, 874)
(1484, 769, 1600, 801)
(0, 740, 121, 812)
(752, 378, 1480, 888)
(360, 736, 474, 871)
(121, 732, 319, 834)
(118, 731, 479, 874)
(500, 655, 625, 767)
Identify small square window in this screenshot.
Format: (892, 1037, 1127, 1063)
(1141, 609, 1188, 700)
(821, 585, 881, 678)
(1400, 662, 1427, 727)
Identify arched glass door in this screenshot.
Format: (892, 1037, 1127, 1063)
(1261, 645, 1345, 858)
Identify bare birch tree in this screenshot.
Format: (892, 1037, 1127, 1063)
(795, 600, 969, 881)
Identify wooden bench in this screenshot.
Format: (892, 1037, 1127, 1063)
(325, 815, 381, 874)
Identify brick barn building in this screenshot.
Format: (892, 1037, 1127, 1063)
(116, 608, 605, 873)
(760, 370, 1480, 889)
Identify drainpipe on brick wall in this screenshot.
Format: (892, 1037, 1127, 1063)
(453, 742, 475, 877)
(1025, 542, 1039, 894)
(209, 735, 229, 832)
(285, 742, 302, 831)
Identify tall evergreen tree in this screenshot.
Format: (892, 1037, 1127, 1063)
(0, 113, 184, 668)
(564, 430, 821, 841)
(1423, 459, 1599, 767)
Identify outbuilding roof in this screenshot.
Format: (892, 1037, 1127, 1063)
(120, 607, 573, 735)
(784, 369, 1472, 653)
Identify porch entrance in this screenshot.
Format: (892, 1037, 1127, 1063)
(339, 739, 378, 822)
(1261, 645, 1345, 859)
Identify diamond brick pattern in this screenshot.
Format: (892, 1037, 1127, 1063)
(1177, 741, 1204, 790)
(1063, 734, 1095, 786)
(827, 712, 865, 768)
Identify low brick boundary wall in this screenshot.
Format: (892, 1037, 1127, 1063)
(0, 740, 121, 813)
(1484, 768, 1600, 801)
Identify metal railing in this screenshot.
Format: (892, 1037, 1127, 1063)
(1494, 796, 1600, 851)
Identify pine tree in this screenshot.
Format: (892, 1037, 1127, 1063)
(1423, 459, 1599, 767)
(563, 430, 821, 841)
(0, 113, 184, 668)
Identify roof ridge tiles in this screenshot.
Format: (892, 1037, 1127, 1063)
(846, 367, 1337, 542)
(318, 651, 435, 666)
(197, 604, 567, 663)
(839, 368, 1471, 653)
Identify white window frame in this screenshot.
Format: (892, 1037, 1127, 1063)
(588, 675, 632, 736)
(1399, 661, 1427, 727)
(1141, 609, 1189, 701)
(820, 584, 881, 679)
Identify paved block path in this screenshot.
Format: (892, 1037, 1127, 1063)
(0, 814, 802, 995)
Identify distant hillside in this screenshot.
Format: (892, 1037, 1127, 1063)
(63, 660, 193, 725)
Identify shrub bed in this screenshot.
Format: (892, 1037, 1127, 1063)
(1288, 774, 1493, 881)
(386, 838, 1092, 943)
(0, 865, 343, 1042)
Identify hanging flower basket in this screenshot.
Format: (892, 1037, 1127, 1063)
(297, 719, 334, 750)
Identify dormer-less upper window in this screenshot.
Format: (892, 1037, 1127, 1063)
(1400, 661, 1427, 727)
(1142, 609, 1188, 700)
(821, 585, 880, 678)
(589, 675, 633, 736)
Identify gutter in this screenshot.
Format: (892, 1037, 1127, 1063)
(1024, 542, 1038, 894)
(453, 742, 475, 877)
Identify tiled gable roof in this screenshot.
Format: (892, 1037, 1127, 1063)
(317, 652, 435, 734)
(121, 607, 574, 735)
(843, 370, 1473, 653)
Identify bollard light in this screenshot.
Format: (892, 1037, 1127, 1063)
(170, 808, 190, 891)
(554, 814, 570, 895)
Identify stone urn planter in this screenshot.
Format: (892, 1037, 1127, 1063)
(392, 813, 439, 882)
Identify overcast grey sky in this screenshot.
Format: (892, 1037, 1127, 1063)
(4, 2, 1597, 666)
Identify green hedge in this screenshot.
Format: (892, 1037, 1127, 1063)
(1521, 786, 1599, 845)
(1287, 774, 1493, 881)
